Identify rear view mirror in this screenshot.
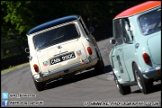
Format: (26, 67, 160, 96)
(25, 47, 30, 53)
(110, 38, 116, 45)
(89, 27, 95, 33)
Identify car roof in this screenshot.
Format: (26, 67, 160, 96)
(114, 1, 161, 20)
(27, 15, 80, 35)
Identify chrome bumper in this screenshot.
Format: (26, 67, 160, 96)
(34, 57, 98, 82)
(142, 66, 161, 79)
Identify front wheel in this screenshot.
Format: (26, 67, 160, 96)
(133, 63, 153, 94)
(113, 73, 131, 95)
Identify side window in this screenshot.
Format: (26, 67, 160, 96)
(123, 18, 133, 43)
(113, 19, 123, 45)
(138, 8, 161, 35)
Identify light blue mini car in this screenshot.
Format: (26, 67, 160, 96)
(109, 1, 161, 95)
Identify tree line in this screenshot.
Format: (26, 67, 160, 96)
(1, 1, 145, 63)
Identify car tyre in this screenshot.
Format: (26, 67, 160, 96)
(113, 73, 131, 95)
(33, 80, 45, 91)
(133, 63, 153, 94)
(95, 58, 104, 73)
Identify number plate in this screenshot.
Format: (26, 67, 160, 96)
(50, 52, 75, 65)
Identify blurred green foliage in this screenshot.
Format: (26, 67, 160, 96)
(1, 1, 145, 59)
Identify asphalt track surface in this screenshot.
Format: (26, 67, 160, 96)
(1, 38, 161, 107)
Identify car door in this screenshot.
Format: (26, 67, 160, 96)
(122, 18, 136, 81)
(111, 19, 130, 82)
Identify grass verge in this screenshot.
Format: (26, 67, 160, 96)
(1, 62, 29, 75)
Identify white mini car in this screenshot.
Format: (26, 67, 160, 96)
(25, 15, 104, 91)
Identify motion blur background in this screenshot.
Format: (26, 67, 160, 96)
(1, 1, 146, 70)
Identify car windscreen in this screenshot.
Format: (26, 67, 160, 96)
(138, 7, 161, 35)
(33, 24, 79, 50)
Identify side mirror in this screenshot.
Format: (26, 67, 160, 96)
(89, 27, 95, 33)
(110, 38, 116, 45)
(25, 47, 30, 53)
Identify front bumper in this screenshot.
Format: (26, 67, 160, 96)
(142, 66, 161, 80)
(34, 57, 98, 82)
